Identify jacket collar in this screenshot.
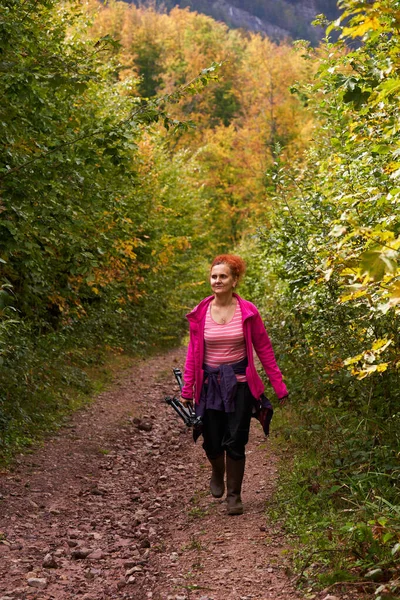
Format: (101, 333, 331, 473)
(186, 293, 257, 323)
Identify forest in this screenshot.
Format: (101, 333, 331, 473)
(0, 0, 399, 595)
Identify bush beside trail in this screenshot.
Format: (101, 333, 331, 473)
(0, 0, 211, 459)
(239, 1, 400, 594)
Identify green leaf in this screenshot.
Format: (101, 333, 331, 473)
(359, 249, 398, 282)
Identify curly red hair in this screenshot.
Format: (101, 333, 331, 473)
(211, 254, 246, 281)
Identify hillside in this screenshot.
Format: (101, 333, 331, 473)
(126, 0, 341, 44)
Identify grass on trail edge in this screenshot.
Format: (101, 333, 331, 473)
(267, 406, 400, 599)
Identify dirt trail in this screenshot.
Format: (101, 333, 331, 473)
(0, 347, 304, 600)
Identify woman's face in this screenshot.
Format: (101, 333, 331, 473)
(210, 263, 237, 295)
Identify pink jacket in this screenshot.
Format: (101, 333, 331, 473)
(181, 294, 288, 404)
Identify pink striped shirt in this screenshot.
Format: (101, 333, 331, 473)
(204, 301, 247, 382)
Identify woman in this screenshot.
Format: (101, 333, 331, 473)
(181, 254, 288, 515)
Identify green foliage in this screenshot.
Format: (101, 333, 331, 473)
(240, 0, 400, 591)
(0, 0, 219, 461)
(267, 409, 400, 593)
(132, 37, 164, 98)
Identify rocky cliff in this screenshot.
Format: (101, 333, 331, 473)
(126, 0, 340, 44)
(191, 0, 340, 43)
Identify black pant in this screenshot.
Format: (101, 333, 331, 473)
(202, 383, 254, 461)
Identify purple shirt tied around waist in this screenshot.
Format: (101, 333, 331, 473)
(195, 357, 248, 418)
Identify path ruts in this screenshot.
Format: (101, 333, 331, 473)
(0, 347, 302, 600)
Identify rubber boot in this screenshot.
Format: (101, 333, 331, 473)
(208, 454, 225, 498)
(226, 455, 245, 515)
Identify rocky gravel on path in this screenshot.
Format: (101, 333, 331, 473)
(0, 347, 355, 600)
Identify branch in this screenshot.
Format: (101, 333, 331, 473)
(317, 580, 382, 597)
(295, 548, 343, 582)
(0, 104, 145, 181)
(0, 63, 221, 182)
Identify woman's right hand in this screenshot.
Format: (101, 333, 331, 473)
(181, 396, 191, 407)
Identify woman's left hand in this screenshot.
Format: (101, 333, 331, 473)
(279, 395, 288, 406)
